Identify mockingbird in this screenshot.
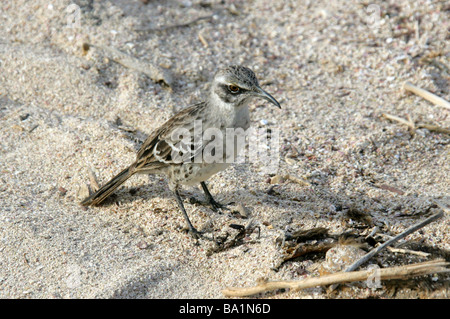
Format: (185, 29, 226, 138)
(81, 65, 281, 238)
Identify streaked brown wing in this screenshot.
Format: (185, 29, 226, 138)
(134, 102, 207, 171)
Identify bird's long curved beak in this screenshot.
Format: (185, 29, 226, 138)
(255, 86, 281, 108)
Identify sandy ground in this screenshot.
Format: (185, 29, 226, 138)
(0, 0, 449, 299)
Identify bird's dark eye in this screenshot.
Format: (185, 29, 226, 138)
(228, 84, 240, 93)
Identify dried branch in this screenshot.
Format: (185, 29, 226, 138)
(416, 124, 450, 135)
(382, 113, 415, 130)
(382, 113, 450, 135)
(198, 30, 209, 48)
(222, 259, 449, 297)
(223, 206, 447, 297)
(403, 81, 450, 110)
(387, 246, 430, 257)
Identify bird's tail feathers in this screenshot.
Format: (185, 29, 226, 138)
(80, 166, 134, 206)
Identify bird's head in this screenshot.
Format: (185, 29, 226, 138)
(211, 65, 281, 109)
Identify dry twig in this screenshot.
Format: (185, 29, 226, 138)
(222, 259, 449, 297)
(382, 113, 415, 130)
(382, 113, 450, 134)
(198, 30, 209, 48)
(223, 207, 447, 297)
(416, 124, 450, 135)
(387, 246, 430, 257)
(403, 81, 450, 110)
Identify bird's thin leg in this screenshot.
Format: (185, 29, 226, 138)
(200, 182, 231, 211)
(174, 188, 201, 239)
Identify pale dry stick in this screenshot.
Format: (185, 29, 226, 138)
(382, 113, 415, 130)
(222, 259, 449, 297)
(416, 124, 450, 135)
(382, 113, 450, 134)
(407, 114, 414, 127)
(387, 246, 430, 257)
(198, 30, 209, 48)
(403, 81, 450, 110)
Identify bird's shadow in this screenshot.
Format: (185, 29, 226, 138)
(90, 171, 448, 228)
